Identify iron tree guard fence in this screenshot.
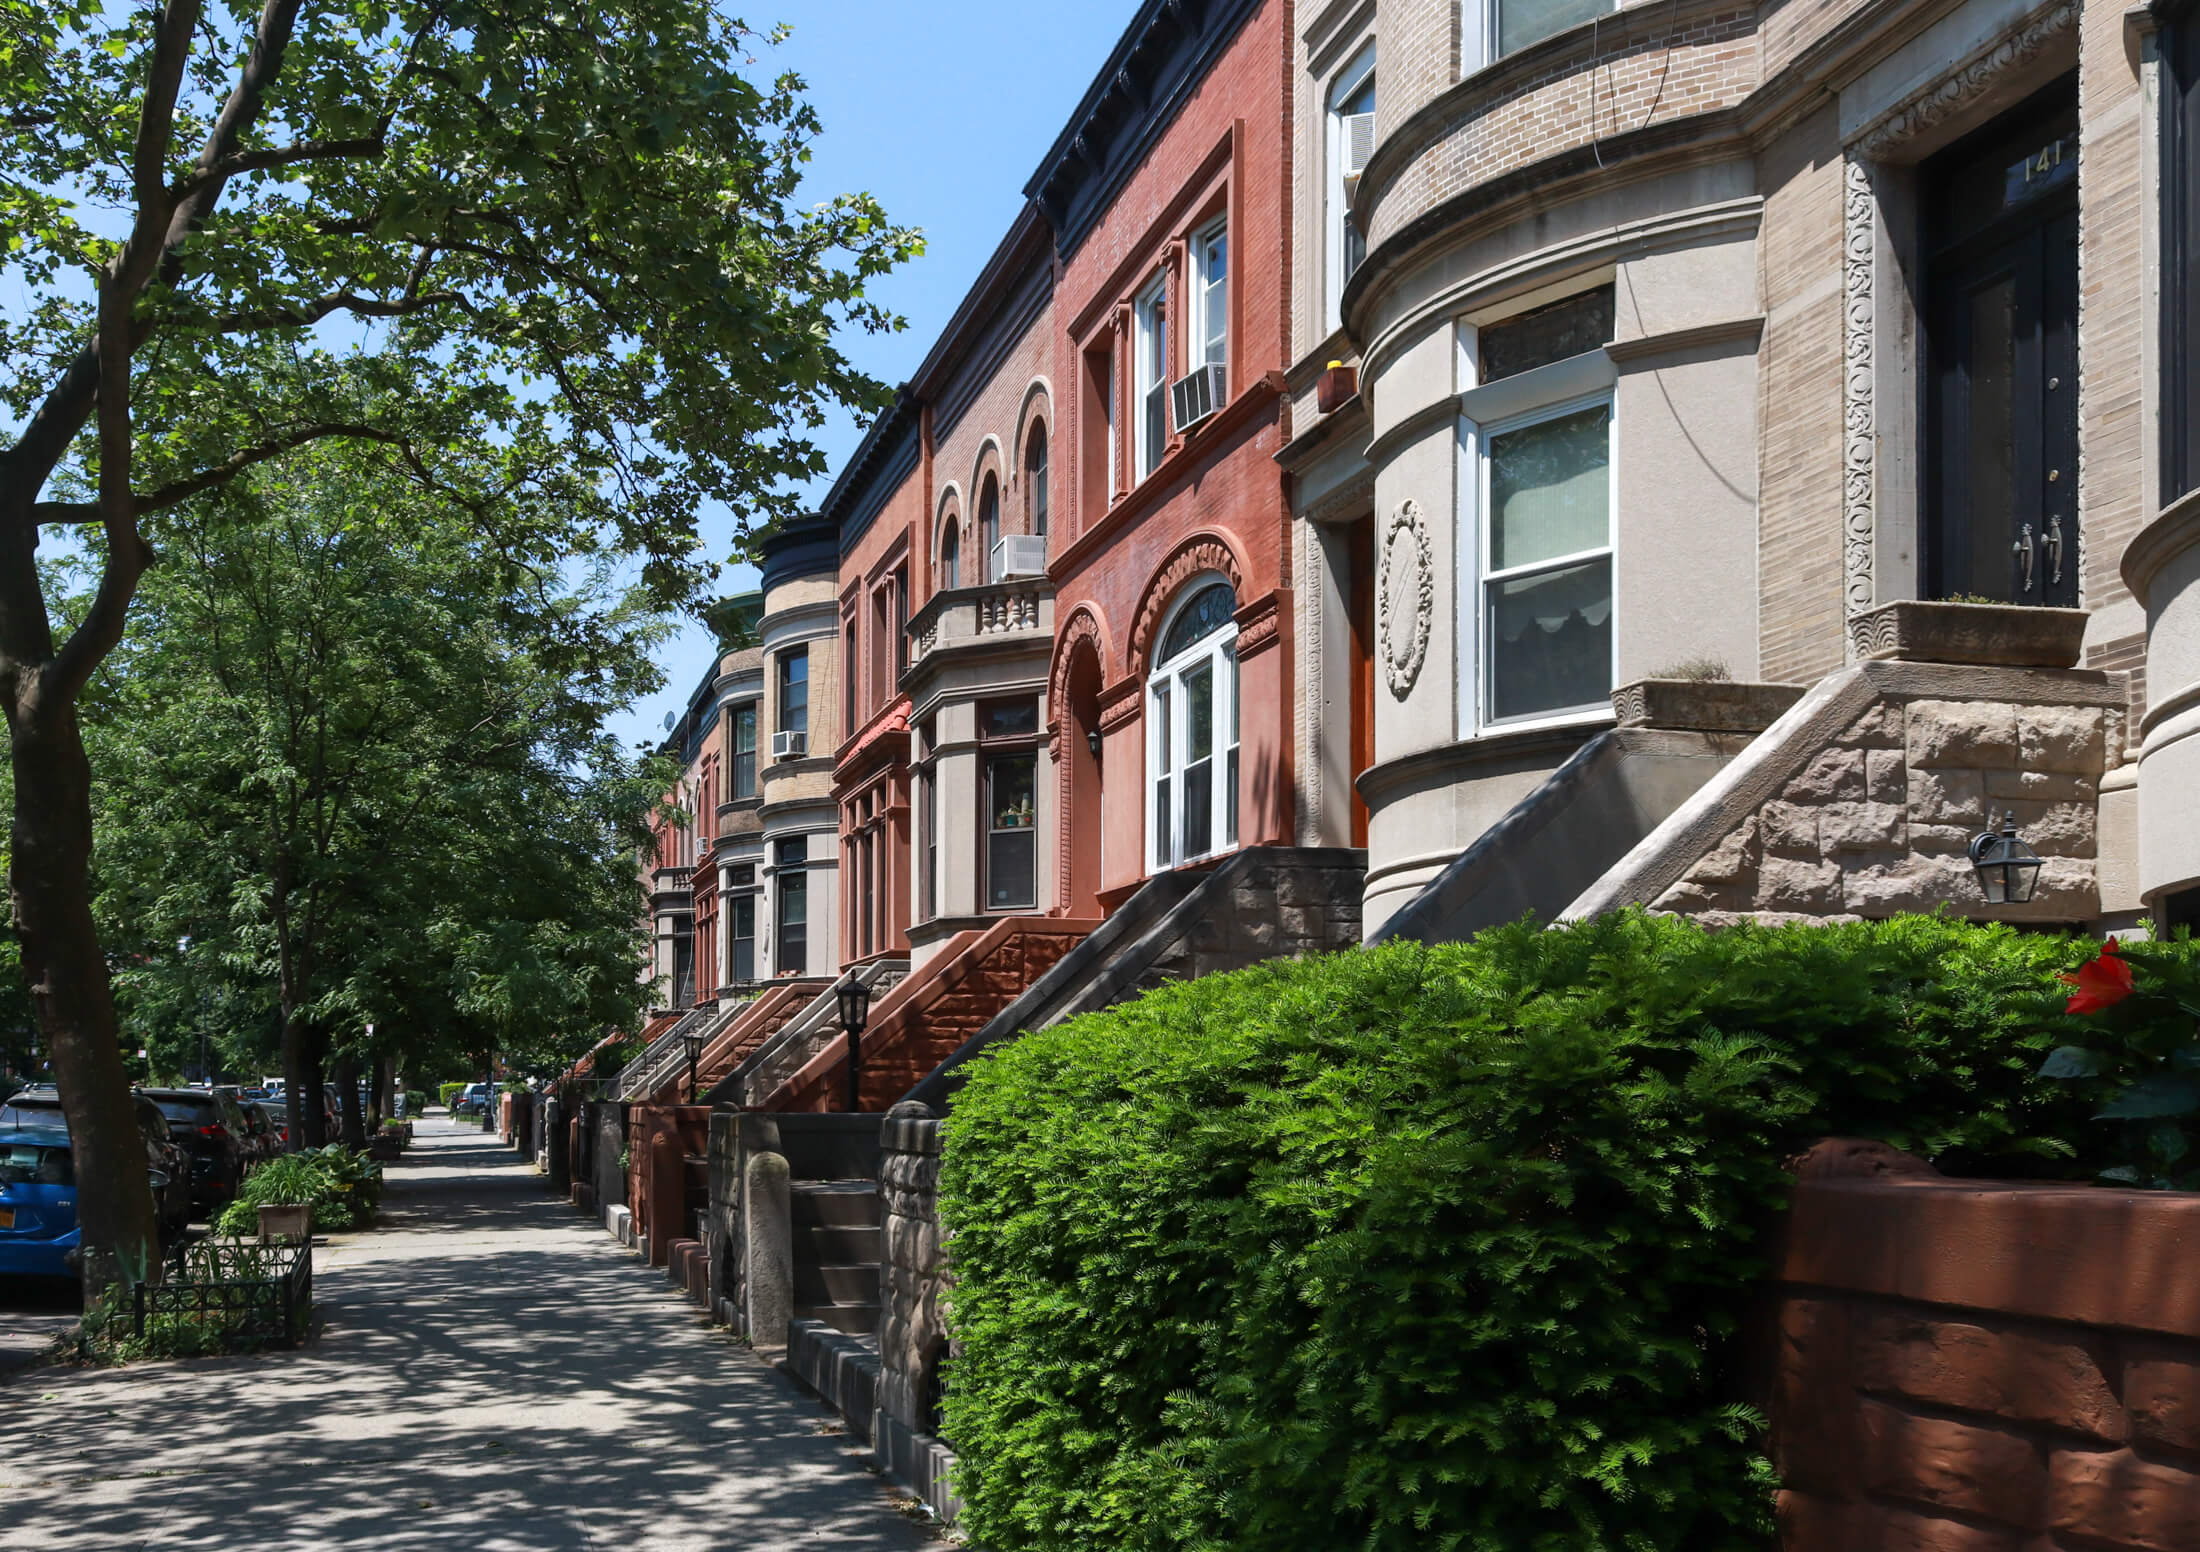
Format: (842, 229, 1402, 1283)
(134, 1238, 313, 1347)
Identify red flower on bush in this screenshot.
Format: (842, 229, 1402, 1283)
(2062, 938, 2136, 1016)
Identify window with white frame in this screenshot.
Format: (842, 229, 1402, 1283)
(941, 519, 960, 591)
(1327, 48, 1375, 328)
(1190, 221, 1227, 373)
(1457, 286, 1617, 732)
(1496, 0, 1613, 58)
(1480, 399, 1613, 722)
(1147, 580, 1239, 872)
(1135, 277, 1168, 479)
(977, 475, 1000, 583)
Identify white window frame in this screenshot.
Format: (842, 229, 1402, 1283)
(1454, 347, 1619, 738)
(1189, 219, 1228, 373)
(1145, 579, 1241, 874)
(1134, 275, 1169, 480)
(1325, 45, 1376, 331)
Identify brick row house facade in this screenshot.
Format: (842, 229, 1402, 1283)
(585, 0, 2200, 1538)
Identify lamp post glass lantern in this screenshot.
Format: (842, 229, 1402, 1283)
(837, 976, 872, 1113)
(683, 1029, 704, 1103)
(1968, 811, 2045, 905)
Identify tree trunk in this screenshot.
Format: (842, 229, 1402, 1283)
(6, 702, 159, 1297)
(372, 1054, 393, 1130)
(280, 1011, 310, 1152)
(335, 1052, 365, 1150)
(300, 1031, 328, 1149)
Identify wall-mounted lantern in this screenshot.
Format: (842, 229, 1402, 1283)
(1968, 811, 2045, 905)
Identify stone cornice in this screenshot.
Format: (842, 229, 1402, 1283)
(2122, 487, 2200, 600)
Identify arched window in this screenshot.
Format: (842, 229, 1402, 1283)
(1026, 423, 1049, 544)
(977, 475, 1000, 583)
(1146, 579, 1239, 871)
(940, 521, 960, 591)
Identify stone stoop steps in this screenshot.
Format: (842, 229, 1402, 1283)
(791, 1180, 884, 1336)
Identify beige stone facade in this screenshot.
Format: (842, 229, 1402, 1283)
(1285, 0, 2200, 938)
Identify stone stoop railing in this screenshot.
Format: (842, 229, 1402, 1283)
(1564, 610, 2128, 928)
(905, 846, 1366, 1113)
(1370, 682, 1797, 947)
(765, 918, 1099, 1113)
(713, 960, 909, 1110)
(666, 977, 831, 1103)
(615, 1000, 721, 1101)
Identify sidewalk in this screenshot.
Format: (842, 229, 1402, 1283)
(0, 1117, 942, 1551)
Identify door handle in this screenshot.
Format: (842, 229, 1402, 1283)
(2013, 523, 2036, 593)
(2045, 515, 2064, 586)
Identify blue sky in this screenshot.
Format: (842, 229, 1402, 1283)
(604, 0, 1136, 752)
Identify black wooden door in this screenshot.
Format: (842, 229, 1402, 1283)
(1926, 94, 2080, 607)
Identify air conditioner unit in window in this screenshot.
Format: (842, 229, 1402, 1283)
(771, 730, 806, 760)
(993, 534, 1048, 578)
(1170, 362, 1227, 434)
(1342, 111, 1375, 189)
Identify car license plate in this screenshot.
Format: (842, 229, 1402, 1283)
(0, 1208, 13, 1228)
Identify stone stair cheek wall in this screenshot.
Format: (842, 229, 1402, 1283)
(1770, 1142, 2200, 1552)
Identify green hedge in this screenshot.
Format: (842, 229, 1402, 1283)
(436, 1082, 467, 1110)
(939, 912, 2179, 1552)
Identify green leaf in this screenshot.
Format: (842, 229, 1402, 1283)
(2039, 1045, 2103, 1079)
(2097, 1075, 2200, 1120)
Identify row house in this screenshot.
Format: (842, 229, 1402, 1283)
(624, 0, 2200, 1526)
(1281, 0, 2200, 944)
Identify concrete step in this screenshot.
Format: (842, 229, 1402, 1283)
(795, 1300, 880, 1336)
(789, 1180, 880, 1227)
(795, 1262, 880, 1304)
(795, 1223, 880, 1263)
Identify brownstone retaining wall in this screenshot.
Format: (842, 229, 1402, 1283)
(1769, 1141, 2200, 1552)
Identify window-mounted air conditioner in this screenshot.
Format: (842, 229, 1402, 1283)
(993, 534, 1049, 578)
(1342, 111, 1375, 190)
(771, 730, 807, 759)
(1170, 362, 1227, 435)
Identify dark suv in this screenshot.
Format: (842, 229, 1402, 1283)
(140, 1088, 252, 1214)
(0, 1085, 194, 1237)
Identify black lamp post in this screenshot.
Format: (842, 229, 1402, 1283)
(683, 1027, 704, 1103)
(837, 975, 873, 1113)
(1968, 811, 2045, 905)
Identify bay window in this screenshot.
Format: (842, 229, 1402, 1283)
(986, 754, 1037, 910)
(730, 888, 755, 984)
(731, 704, 757, 798)
(1327, 49, 1375, 327)
(1147, 580, 1239, 872)
(774, 836, 807, 975)
(779, 647, 808, 739)
(1497, 0, 1613, 57)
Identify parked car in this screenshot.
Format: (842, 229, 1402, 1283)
(245, 1099, 291, 1153)
(139, 1087, 251, 1214)
(232, 1099, 281, 1168)
(452, 1082, 494, 1118)
(0, 1086, 191, 1238)
(0, 1126, 81, 1282)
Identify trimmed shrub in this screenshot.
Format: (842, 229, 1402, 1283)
(216, 1145, 384, 1236)
(436, 1082, 467, 1111)
(938, 912, 2182, 1552)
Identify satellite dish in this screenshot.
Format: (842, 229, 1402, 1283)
(663, 710, 677, 731)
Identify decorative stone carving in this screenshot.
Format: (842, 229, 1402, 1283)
(1842, 156, 1876, 621)
(1853, 2, 2082, 157)
(1849, 600, 2089, 669)
(1376, 498, 1433, 699)
(1128, 534, 1245, 672)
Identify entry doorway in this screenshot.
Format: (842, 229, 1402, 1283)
(1923, 82, 2079, 607)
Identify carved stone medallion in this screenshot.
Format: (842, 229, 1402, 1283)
(1376, 498, 1433, 699)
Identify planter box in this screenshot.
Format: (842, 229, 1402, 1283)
(1848, 599, 2087, 668)
(256, 1203, 312, 1242)
(1610, 678, 1806, 733)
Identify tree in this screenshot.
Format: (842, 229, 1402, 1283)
(0, 0, 916, 1292)
(85, 447, 672, 1154)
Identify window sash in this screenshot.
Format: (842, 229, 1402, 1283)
(986, 754, 1037, 910)
(1193, 223, 1227, 370)
(1135, 281, 1167, 477)
(776, 870, 807, 975)
(1471, 391, 1616, 731)
(1148, 631, 1241, 871)
(779, 649, 809, 735)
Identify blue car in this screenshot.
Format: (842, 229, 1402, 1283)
(0, 1126, 81, 1282)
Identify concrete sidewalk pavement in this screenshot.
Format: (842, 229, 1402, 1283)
(0, 1116, 942, 1551)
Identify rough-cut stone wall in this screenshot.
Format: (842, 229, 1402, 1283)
(1657, 697, 2121, 923)
(1771, 1141, 2200, 1552)
(1132, 845, 1365, 988)
(872, 1106, 961, 1522)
